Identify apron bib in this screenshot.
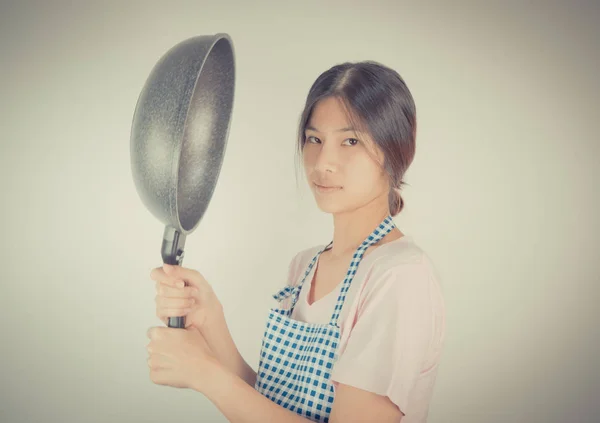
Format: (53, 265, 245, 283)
(255, 215, 396, 422)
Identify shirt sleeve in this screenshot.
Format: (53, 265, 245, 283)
(330, 261, 434, 416)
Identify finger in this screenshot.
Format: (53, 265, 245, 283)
(150, 267, 167, 282)
(149, 368, 172, 386)
(156, 282, 198, 299)
(147, 326, 162, 340)
(162, 264, 208, 290)
(149, 369, 163, 385)
(147, 353, 170, 371)
(156, 280, 186, 292)
(153, 273, 186, 291)
(157, 307, 193, 320)
(156, 308, 192, 325)
(155, 295, 195, 309)
(155, 293, 195, 324)
(150, 267, 187, 289)
(184, 311, 205, 328)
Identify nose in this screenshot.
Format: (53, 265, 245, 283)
(313, 142, 338, 174)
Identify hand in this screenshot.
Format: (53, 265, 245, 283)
(146, 325, 219, 392)
(150, 264, 225, 332)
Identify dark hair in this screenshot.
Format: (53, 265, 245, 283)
(295, 61, 417, 216)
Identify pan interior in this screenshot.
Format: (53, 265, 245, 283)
(177, 37, 235, 232)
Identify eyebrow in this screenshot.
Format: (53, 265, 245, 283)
(305, 125, 356, 133)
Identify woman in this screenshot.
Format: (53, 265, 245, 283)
(146, 61, 446, 423)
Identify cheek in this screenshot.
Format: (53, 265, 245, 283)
(302, 147, 315, 168)
(347, 157, 377, 181)
(344, 161, 386, 194)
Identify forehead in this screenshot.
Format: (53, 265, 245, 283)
(306, 97, 362, 133)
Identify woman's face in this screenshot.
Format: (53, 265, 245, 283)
(302, 96, 390, 215)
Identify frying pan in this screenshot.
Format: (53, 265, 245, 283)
(130, 34, 235, 328)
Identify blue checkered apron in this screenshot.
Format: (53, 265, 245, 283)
(254, 215, 396, 422)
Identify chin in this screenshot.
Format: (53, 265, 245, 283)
(311, 187, 345, 211)
(313, 199, 346, 214)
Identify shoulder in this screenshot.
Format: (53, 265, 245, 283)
(361, 237, 442, 300)
(289, 244, 323, 268)
(293, 244, 324, 263)
(370, 236, 433, 274)
(286, 244, 324, 284)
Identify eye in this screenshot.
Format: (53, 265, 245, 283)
(304, 136, 359, 146)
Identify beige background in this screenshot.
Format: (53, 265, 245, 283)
(1, 0, 598, 422)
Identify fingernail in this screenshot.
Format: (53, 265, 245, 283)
(176, 281, 185, 288)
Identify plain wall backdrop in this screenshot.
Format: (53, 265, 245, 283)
(1, 1, 598, 422)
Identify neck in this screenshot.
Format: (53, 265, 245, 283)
(328, 197, 393, 259)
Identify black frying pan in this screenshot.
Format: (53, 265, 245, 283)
(130, 34, 235, 328)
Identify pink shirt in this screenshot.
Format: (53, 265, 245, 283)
(280, 235, 446, 422)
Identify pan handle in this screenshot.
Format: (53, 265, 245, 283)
(161, 226, 187, 328)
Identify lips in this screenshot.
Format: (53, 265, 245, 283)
(314, 182, 341, 188)
(314, 182, 342, 192)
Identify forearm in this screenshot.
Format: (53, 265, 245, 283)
(201, 310, 257, 387)
(200, 363, 313, 423)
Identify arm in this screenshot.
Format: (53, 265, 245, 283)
(328, 262, 438, 422)
(329, 384, 404, 422)
(203, 253, 300, 388)
(201, 309, 257, 387)
(200, 254, 303, 388)
(200, 362, 312, 423)
(199, 362, 403, 423)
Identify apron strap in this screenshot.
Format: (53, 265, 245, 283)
(328, 215, 396, 326)
(275, 215, 396, 326)
(272, 241, 333, 302)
